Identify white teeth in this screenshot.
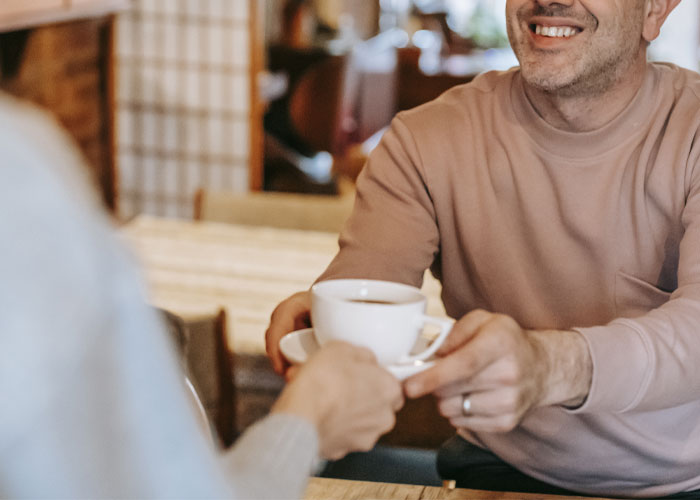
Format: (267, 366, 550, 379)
(534, 24, 577, 38)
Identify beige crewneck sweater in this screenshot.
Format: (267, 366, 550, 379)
(319, 63, 700, 498)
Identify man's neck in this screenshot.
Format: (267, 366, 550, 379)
(522, 59, 649, 133)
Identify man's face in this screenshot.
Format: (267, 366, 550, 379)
(506, 0, 647, 97)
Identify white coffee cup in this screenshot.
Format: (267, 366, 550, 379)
(310, 279, 453, 366)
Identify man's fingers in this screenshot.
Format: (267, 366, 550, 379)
(404, 321, 504, 398)
(437, 388, 518, 420)
(438, 393, 521, 433)
(403, 353, 476, 398)
(265, 291, 311, 375)
(285, 365, 301, 381)
(437, 394, 465, 420)
(413, 311, 502, 395)
(293, 309, 312, 332)
(265, 324, 289, 374)
(436, 309, 493, 356)
(433, 379, 478, 399)
(447, 413, 522, 434)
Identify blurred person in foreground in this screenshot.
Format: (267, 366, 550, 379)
(0, 94, 403, 499)
(266, 0, 700, 498)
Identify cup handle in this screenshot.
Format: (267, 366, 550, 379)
(399, 315, 454, 364)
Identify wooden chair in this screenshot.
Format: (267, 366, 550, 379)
(193, 188, 355, 234)
(265, 44, 352, 159)
(160, 308, 237, 448)
(263, 33, 398, 193)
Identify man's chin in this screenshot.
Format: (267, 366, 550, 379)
(521, 71, 575, 94)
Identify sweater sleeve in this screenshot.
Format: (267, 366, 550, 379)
(220, 414, 319, 500)
(317, 115, 440, 287)
(572, 136, 700, 414)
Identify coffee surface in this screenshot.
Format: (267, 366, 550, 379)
(347, 299, 396, 305)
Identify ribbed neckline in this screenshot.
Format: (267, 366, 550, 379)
(510, 64, 659, 160)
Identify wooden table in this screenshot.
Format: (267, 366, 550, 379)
(121, 215, 446, 355)
(304, 477, 612, 500)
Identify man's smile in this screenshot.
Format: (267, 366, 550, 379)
(531, 24, 582, 38)
(525, 14, 588, 44)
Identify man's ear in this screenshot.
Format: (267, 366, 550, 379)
(642, 0, 682, 42)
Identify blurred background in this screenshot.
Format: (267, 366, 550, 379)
(0, 0, 698, 221)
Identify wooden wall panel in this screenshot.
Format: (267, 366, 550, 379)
(0, 17, 117, 210)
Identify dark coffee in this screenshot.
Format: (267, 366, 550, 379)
(348, 299, 397, 305)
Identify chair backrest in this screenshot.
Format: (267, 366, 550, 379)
(288, 53, 352, 155)
(266, 44, 351, 158)
(184, 375, 214, 443)
(193, 189, 355, 234)
(160, 308, 237, 448)
(267, 32, 398, 160)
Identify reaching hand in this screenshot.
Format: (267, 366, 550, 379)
(265, 291, 312, 374)
(404, 309, 591, 433)
(271, 341, 404, 460)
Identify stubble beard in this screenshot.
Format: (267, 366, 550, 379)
(508, 5, 643, 99)
(517, 42, 638, 99)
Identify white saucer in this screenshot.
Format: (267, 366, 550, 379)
(279, 328, 436, 380)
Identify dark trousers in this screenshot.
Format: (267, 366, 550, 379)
(437, 435, 700, 499)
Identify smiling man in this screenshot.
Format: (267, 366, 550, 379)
(265, 0, 700, 498)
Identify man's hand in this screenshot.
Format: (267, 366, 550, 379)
(271, 341, 404, 460)
(265, 291, 312, 374)
(404, 309, 592, 433)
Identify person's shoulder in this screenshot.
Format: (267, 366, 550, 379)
(403, 68, 516, 113)
(394, 68, 517, 126)
(0, 92, 67, 147)
(0, 92, 44, 122)
(650, 62, 700, 103)
(0, 93, 102, 211)
(462, 67, 518, 93)
(0, 91, 114, 277)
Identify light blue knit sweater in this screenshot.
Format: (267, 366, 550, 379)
(0, 94, 318, 499)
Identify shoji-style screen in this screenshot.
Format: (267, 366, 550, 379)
(116, 0, 253, 218)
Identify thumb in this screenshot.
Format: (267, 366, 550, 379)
(436, 309, 493, 356)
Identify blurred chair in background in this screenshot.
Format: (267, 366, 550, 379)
(263, 31, 399, 194)
(193, 188, 354, 233)
(160, 308, 237, 448)
(263, 44, 348, 194)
